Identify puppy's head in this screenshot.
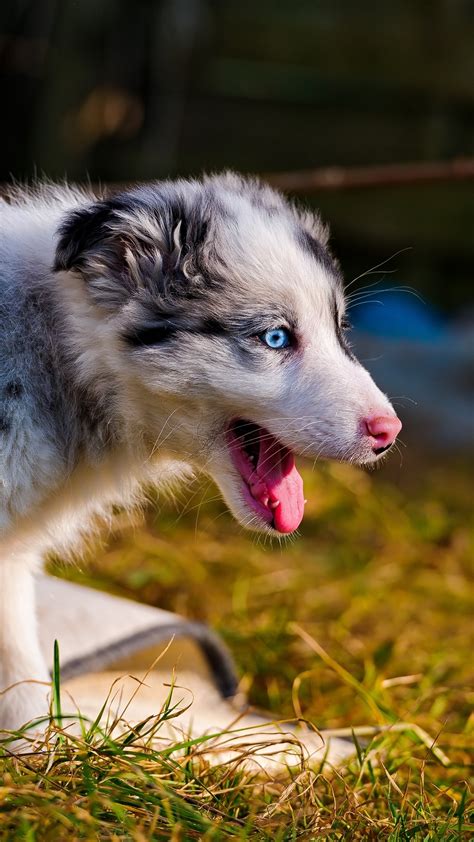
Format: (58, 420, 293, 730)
(55, 173, 401, 534)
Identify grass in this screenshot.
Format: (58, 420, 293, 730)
(1, 454, 473, 839)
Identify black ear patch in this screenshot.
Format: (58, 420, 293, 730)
(54, 202, 117, 272)
(53, 187, 214, 312)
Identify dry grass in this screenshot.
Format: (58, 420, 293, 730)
(1, 455, 472, 839)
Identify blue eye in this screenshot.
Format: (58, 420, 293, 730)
(261, 327, 292, 349)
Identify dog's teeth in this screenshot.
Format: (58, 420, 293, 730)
(270, 500, 280, 509)
(304, 499, 308, 504)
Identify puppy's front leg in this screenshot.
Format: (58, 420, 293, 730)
(0, 552, 50, 733)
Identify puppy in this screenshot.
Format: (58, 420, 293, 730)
(0, 173, 401, 729)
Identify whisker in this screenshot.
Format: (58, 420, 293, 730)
(347, 285, 425, 306)
(344, 247, 413, 293)
(146, 407, 181, 460)
(349, 298, 385, 310)
(388, 395, 418, 406)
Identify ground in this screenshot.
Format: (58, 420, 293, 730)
(0, 453, 472, 840)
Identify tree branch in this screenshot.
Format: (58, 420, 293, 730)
(264, 158, 474, 193)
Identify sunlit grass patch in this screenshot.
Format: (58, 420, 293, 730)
(1, 457, 470, 838)
(0, 667, 471, 840)
(0, 679, 470, 840)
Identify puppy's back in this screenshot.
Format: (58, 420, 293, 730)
(1, 183, 93, 285)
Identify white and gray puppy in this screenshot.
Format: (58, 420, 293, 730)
(0, 172, 401, 730)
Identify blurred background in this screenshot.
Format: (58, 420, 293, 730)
(1, 1, 473, 740)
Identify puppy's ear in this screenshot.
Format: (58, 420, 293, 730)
(53, 200, 139, 309)
(54, 198, 170, 311)
(54, 194, 208, 311)
(54, 202, 117, 273)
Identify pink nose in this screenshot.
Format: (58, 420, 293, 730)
(364, 414, 402, 452)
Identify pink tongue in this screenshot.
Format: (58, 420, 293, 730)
(253, 434, 305, 533)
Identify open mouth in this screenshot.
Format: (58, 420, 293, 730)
(226, 419, 305, 534)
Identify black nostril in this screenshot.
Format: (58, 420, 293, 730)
(374, 443, 393, 455)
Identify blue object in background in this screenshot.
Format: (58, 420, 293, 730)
(349, 288, 447, 341)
